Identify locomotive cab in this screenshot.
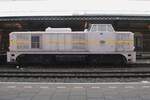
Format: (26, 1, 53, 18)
(87, 24, 115, 32)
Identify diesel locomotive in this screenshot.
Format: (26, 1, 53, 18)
(7, 24, 136, 65)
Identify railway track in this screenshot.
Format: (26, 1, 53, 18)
(0, 68, 150, 78)
(0, 63, 149, 78)
(0, 72, 150, 78)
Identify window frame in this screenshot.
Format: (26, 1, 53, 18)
(31, 34, 42, 49)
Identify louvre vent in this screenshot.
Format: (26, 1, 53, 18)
(16, 34, 30, 49)
(72, 34, 87, 50)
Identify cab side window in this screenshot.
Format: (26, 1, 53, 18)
(31, 35, 41, 49)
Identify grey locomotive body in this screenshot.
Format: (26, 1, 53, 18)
(7, 24, 136, 65)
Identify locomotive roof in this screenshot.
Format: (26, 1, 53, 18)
(10, 24, 133, 34)
(10, 31, 133, 34)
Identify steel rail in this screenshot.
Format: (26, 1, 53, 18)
(0, 71, 150, 78)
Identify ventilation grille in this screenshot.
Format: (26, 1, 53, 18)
(16, 34, 30, 49)
(72, 34, 87, 50)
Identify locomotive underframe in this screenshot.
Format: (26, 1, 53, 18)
(7, 51, 136, 65)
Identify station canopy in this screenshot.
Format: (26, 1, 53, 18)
(0, 0, 150, 17)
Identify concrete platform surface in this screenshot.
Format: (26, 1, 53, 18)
(0, 82, 150, 100)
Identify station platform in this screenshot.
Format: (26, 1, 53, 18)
(136, 52, 150, 64)
(136, 59, 150, 64)
(0, 82, 150, 100)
